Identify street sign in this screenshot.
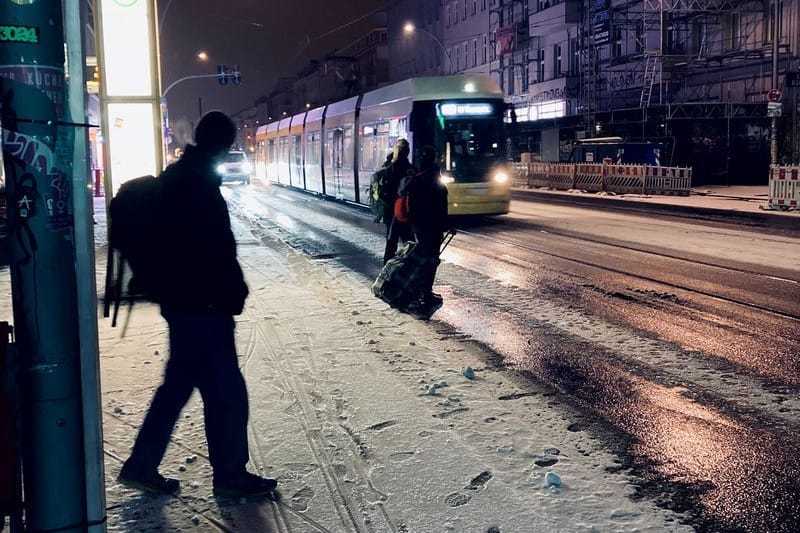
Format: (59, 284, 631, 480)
(767, 101, 782, 117)
(787, 72, 800, 88)
(768, 89, 783, 102)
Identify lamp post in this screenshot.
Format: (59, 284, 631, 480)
(403, 22, 453, 75)
(770, 0, 780, 165)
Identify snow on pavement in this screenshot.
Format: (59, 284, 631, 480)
(94, 216, 691, 532)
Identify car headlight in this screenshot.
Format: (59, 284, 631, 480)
(242, 162, 252, 173)
(493, 171, 509, 184)
(216, 164, 226, 174)
(440, 172, 455, 185)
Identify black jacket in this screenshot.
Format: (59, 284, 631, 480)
(398, 163, 449, 235)
(157, 145, 248, 315)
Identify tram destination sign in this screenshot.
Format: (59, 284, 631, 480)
(0, 24, 40, 44)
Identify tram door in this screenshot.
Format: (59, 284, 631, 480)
(332, 128, 344, 199)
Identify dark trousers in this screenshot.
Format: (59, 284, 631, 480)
(415, 230, 443, 296)
(125, 309, 249, 483)
(383, 216, 413, 265)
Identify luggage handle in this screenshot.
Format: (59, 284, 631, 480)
(440, 229, 455, 254)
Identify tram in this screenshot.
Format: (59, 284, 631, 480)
(255, 75, 511, 216)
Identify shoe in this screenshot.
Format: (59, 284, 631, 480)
(422, 293, 443, 307)
(213, 472, 278, 499)
(118, 464, 180, 495)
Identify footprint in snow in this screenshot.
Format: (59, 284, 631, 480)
(291, 486, 314, 512)
(444, 492, 471, 507)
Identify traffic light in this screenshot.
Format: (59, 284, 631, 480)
(232, 65, 241, 85)
(217, 64, 227, 85)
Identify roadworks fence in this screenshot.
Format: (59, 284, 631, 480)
(512, 162, 692, 196)
(769, 165, 800, 209)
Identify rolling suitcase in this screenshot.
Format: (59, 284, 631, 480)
(372, 230, 455, 310)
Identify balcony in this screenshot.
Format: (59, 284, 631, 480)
(530, 0, 580, 36)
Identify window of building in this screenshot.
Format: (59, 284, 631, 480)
(537, 48, 545, 82)
(507, 64, 515, 95)
(472, 0, 477, 15)
(691, 19, 706, 56)
(482, 0, 487, 11)
(570, 37, 579, 74)
(725, 13, 740, 50)
(553, 44, 562, 77)
(473, 39, 478, 66)
(522, 59, 529, 92)
(446, 3, 451, 27)
(612, 27, 623, 58)
(537, 0, 549, 10)
(463, 0, 467, 20)
(464, 42, 469, 68)
(482, 35, 488, 63)
(454, 1, 458, 25)
(455, 45, 460, 71)
(764, 1, 783, 43)
(635, 22, 645, 53)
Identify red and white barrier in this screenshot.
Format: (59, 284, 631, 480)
(769, 165, 800, 208)
(548, 163, 575, 190)
(574, 163, 605, 192)
(644, 166, 692, 196)
(604, 164, 645, 194)
(528, 162, 550, 188)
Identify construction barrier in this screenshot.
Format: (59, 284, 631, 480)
(769, 165, 800, 208)
(528, 162, 550, 188)
(643, 166, 692, 196)
(604, 164, 645, 194)
(574, 163, 605, 192)
(511, 161, 695, 196)
(548, 163, 575, 190)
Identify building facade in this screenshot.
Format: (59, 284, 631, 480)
(385, 0, 800, 183)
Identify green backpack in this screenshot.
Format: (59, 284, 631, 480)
(369, 166, 391, 222)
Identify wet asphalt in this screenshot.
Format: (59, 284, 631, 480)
(224, 183, 799, 532)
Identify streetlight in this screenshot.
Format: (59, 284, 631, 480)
(196, 50, 209, 62)
(403, 22, 453, 75)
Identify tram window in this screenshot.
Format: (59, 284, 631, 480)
(306, 131, 320, 165)
(342, 126, 354, 169)
(361, 124, 376, 170)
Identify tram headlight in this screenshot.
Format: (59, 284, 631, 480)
(493, 171, 509, 184)
(440, 172, 455, 185)
(216, 163, 226, 174)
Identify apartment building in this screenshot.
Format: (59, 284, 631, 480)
(387, 0, 444, 81)
(443, 0, 493, 75)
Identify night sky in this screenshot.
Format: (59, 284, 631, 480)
(158, 0, 385, 128)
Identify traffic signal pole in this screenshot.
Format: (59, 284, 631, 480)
(0, 4, 92, 531)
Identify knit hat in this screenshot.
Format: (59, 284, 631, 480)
(194, 111, 236, 152)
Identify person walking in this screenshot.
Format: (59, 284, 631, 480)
(399, 145, 449, 309)
(381, 139, 415, 264)
(118, 111, 277, 499)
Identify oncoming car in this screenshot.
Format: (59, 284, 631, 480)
(216, 151, 252, 185)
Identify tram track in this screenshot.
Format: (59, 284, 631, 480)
(454, 225, 800, 323)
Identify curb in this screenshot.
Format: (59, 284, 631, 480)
(511, 188, 800, 231)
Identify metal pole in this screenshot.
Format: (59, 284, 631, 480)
(65, 1, 107, 531)
(0, 4, 87, 532)
(416, 27, 453, 75)
(770, 0, 779, 165)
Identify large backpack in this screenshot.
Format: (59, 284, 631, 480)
(103, 175, 164, 327)
(369, 166, 390, 222)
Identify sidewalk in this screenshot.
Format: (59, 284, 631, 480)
(82, 199, 693, 532)
(511, 185, 800, 229)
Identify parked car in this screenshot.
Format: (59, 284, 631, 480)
(216, 151, 252, 185)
